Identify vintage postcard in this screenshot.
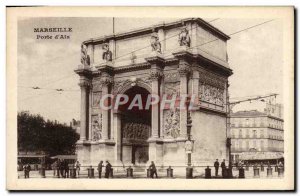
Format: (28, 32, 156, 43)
(6, 6, 294, 190)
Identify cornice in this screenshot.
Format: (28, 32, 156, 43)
(82, 18, 230, 46)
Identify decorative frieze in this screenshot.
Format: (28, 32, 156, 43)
(199, 83, 225, 106)
(164, 109, 180, 138)
(122, 122, 150, 140)
(198, 69, 226, 89)
(113, 76, 151, 94)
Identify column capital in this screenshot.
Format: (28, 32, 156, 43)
(177, 65, 191, 77)
(150, 69, 164, 81)
(78, 78, 92, 88)
(100, 75, 114, 86)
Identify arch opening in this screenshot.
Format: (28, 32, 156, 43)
(119, 86, 151, 165)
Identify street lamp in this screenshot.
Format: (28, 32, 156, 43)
(185, 97, 194, 178)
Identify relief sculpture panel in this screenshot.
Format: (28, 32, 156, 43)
(164, 109, 180, 138)
(91, 114, 102, 141)
(198, 69, 226, 107)
(122, 122, 150, 140)
(92, 92, 101, 107)
(199, 83, 224, 106)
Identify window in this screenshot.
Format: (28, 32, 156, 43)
(231, 130, 235, 138)
(246, 140, 249, 151)
(239, 129, 243, 138)
(260, 130, 264, 138)
(253, 130, 257, 138)
(260, 140, 264, 151)
(245, 119, 249, 127)
(239, 140, 243, 151)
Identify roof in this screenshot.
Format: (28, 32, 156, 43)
(83, 18, 230, 45)
(231, 110, 267, 118)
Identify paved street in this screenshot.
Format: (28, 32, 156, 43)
(18, 167, 284, 179)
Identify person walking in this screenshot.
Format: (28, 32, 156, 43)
(221, 159, 226, 177)
(214, 159, 220, 176)
(75, 161, 81, 176)
(105, 161, 112, 178)
(97, 161, 103, 178)
(149, 161, 158, 178)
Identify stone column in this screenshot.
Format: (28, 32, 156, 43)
(150, 69, 163, 139)
(145, 55, 165, 166)
(100, 75, 113, 141)
(79, 77, 91, 141)
(113, 111, 122, 168)
(177, 64, 191, 139)
(173, 51, 193, 141)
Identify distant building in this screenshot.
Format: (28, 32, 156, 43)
(230, 103, 284, 164)
(70, 119, 80, 135)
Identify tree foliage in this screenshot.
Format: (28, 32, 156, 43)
(18, 111, 80, 156)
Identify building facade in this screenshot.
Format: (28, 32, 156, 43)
(75, 18, 233, 169)
(230, 103, 284, 163)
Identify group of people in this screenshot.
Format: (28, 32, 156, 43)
(214, 159, 227, 177)
(52, 159, 70, 178)
(97, 160, 112, 178)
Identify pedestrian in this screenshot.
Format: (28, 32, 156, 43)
(60, 159, 65, 178)
(97, 161, 103, 178)
(56, 159, 61, 177)
(75, 161, 81, 176)
(221, 159, 226, 177)
(23, 164, 31, 179)
(149, 161, 158, 178)
(278, 161, 283, 168)
(105, 161, 112, 178)
(214, 159, 220, 176)
(52, 161, 57, 177)
(64, 160, 69, 178)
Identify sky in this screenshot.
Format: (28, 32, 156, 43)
(17, 17, 283, 123)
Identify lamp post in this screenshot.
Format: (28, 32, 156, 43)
(185, 97, 193, 178)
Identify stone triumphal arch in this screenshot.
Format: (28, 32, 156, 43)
(75, 18, 233, 170)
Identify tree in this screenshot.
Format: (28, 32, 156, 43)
(18, 111, 79, 156)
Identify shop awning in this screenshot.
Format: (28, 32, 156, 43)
(240, 152, 284, 160)
(50, 155, 77, 160)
